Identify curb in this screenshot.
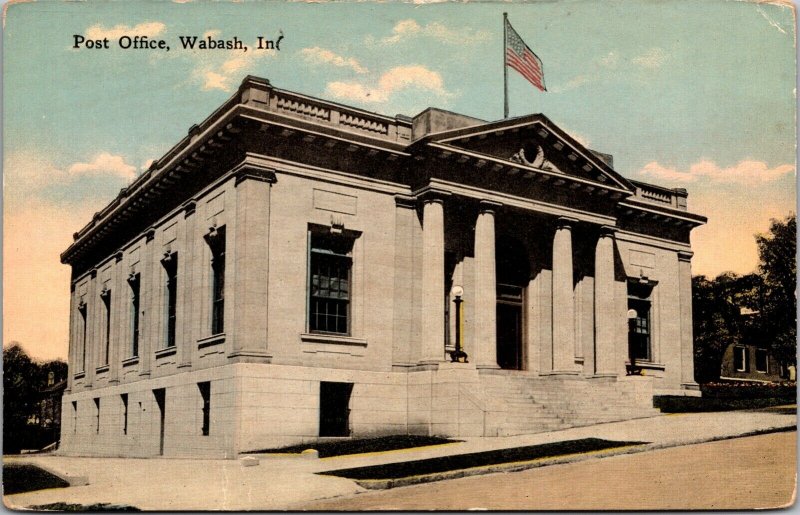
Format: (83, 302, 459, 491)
(347, 424, 797, 490)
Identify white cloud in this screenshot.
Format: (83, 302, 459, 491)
(598, 51, 619, 68)
(85, 22, 166, 41)
(203, 29, 222, 40)
(376, 19, 490, 45)
(141, 158, 156, 171)
(632, 47, 667, 69)
(68, 152, 137, 180)
(326, 65, 449, 104)
(299, 47, 367, 74)
(188, 37, 276, 92)
(639, 160, 795, 185)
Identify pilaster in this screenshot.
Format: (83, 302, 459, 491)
(139, 229, 156, 378)
(678, 250, 698, 388)
(178, 201, 196, 369)
(109, 251, 124, 383)
(229, 163, 276, 363)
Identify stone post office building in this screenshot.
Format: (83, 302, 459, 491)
(60, 76, 706, 458)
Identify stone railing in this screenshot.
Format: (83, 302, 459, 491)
(631, 180, 688, 211)
(262, 85, 412, 143)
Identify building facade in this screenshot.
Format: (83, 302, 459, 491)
(59, 76, 706, 458)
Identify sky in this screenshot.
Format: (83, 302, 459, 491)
(3, 0, 796, 361)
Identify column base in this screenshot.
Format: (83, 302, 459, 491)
(540, 370, 581, 376)
(588, 372, 618, 379)
(416, 360, 442, 370)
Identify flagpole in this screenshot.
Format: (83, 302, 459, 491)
(503, 12, 509, 119)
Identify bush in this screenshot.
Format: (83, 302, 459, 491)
(700, 381, 796, 399)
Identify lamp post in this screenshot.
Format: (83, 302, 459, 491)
(449, 286, 468, 363)
(627, 308, 641, 375)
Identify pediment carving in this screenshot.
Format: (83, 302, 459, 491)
(509, 144, 562, 173)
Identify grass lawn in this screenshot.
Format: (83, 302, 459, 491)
(248, 435, 459, 458)
(29, 503, 140, 511)
(3, 464, 69, 495)
(321, 438, 647, 480)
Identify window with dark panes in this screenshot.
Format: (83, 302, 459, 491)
(121, 393, 128, 435)
(309, 231, 354, 335)
(128, 273, 141, 357)
(78, 301, 88, 371)
(199, 382, 211, 436)
(206, 227, 226, 336)
(734, 346, 748, 372)
(627, 282, 653, 362)
(755, 348, 768, 373)
(161, 253, 178, 348)
(101, 289, 111, 365)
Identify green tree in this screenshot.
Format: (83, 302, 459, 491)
(3, 343, 68, 453)
(755, 215, 797, 367)
(692, 273, 750, 382)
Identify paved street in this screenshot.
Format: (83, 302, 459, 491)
(304, 431, 797, 511)
(4, 409, 795, 511)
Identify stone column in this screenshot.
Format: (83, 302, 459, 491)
(474, 200, 501, 369)
(552, 217, 577, 373)
(178, 202, 196, 369)
(678, 251, 698, 388)
(594, 226, 617, 376)
(420, 194, 448, 364)
(229, 165, 276, 362)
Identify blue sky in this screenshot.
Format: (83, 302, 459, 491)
(3, 0, 796, 359)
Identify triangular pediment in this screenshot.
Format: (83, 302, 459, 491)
(424, 114, 634, 193)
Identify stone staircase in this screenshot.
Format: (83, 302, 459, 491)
(478, 372, 661, 436)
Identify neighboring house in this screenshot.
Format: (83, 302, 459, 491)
(720, 343, 784, 382)
(59, 76, 706, 458)
(720, 308, 786, 382)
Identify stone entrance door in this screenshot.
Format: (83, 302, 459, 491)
(495, 236, 529, 370)
(497, 284, 524, 369)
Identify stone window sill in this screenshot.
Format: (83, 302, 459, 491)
(121, 356, 139, 367)
(300, 333, 367, 356)
(95, 365, 110, 374)
(74, 371, 86, 380)
(629, 361, 666, 371)
(300, 333, 367, 347)
(155, 346, 177, 359)
(198, 333, 226, 349)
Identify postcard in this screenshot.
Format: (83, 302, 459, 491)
(3, 0, 796, 510)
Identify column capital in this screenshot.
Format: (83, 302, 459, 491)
(232, 163, 277, 186)
(478, 199, 503, 214)
(598, 225, 618, 237)
(556, 216, 579, 229)
(182, 200, 197, 218)
(678, 250, 693, 262)
(394, 194, 417, 209)
(416, 187, 452, 204)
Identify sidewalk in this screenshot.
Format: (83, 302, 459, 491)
(4, 409, 795, 511)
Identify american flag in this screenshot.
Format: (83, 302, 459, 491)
(505, 19, 546, 92)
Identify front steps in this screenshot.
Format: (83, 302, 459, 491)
(478, 372, 661, 436)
